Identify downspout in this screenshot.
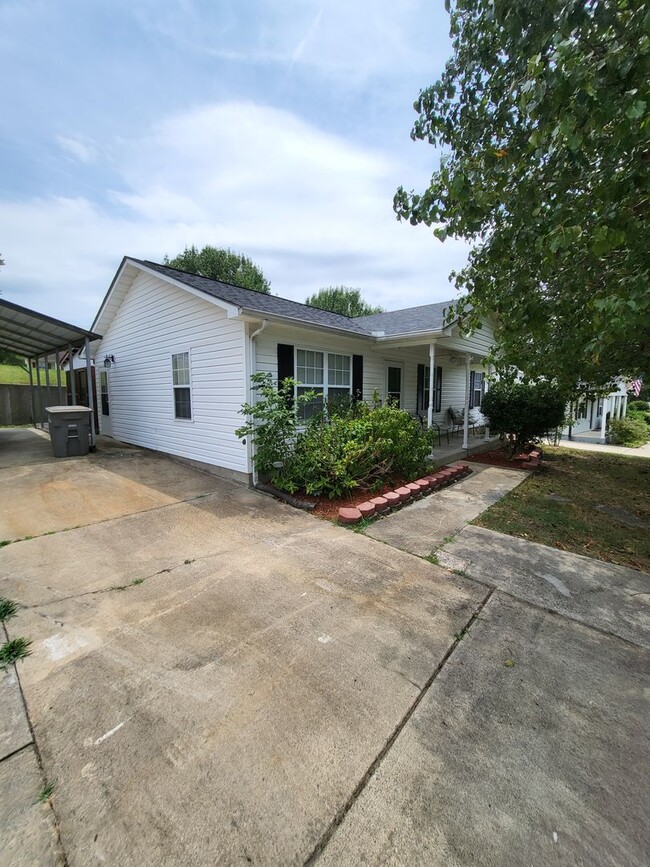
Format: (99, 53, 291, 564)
(84, 337, 96, 450)
(248, 319, 268, 485)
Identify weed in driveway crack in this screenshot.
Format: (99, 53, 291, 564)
(0, 597, 18, 621)
(0, 637, 33, 668)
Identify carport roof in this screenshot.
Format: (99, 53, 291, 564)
(0, 298, 101, 358)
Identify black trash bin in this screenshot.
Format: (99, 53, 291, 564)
(45, 406, 93, 458)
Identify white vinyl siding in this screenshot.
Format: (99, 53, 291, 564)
(94, 272, 248, 474)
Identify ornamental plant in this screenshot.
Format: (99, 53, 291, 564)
(481, 379, 568, 456)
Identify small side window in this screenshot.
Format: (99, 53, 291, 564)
(100, 371, 109, 416)
(172, 352, 192, 419)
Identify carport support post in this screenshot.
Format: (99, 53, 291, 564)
(84, 336, 96, 449)
(27, 357, 36, 425)
(69, 344, 77, 405)
(55, 350, 63, 404)
(462, 354, 471, 450)
(427, 341, 436, 428)
(35, 354, 42, 427)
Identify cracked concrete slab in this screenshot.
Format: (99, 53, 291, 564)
(3, 450, 484, 866)
(438, 525, 650, 647)
(0, 747, 63, 866)
(364, 464, 528, 557)
(0, 432, 224, 541)
(0, 666, 32, 761)
(319, 593, 649, 867)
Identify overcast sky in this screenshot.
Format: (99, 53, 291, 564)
(0, 0, 470, 328)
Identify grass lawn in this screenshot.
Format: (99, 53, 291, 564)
(474, 446, 650, 572)
(0, 363, 31, 384)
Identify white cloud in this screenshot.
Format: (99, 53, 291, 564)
(0, 100, 469, 325)
(56, 135, 98, 164)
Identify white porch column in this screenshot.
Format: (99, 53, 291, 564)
(621, 395, 627, 418)
(484, 363, 492, 440)
(462, 354, 471, 450)
(600, 397, 609, 444)
(427, 341, 436, 428)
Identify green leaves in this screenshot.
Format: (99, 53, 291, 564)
(396, 0, 650, 389)
(304, 287, 383, 317)
(164, 245, 271, 293)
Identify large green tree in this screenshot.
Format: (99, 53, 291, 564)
(164, 245, 271, 293)
(394, 0, 649, 390)
(305, 286, 383, 317)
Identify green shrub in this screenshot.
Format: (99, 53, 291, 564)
(627, 408, 650, 426)
(235, 373, 319, 483)
(236, 377, 433, 498)
(627, 400, 649, 413)
(609, 417, 650, 447)
(282, 403, 432, 498)
(481, 380, 568, 455)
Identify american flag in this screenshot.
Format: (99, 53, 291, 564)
(630, 379, 643, 397)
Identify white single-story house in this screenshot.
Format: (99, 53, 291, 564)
(90, 257, 495, 484)
(561, 379, 629, 444)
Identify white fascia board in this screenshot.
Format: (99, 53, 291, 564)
(236, 311, 374, 341)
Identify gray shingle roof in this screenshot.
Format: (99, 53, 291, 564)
(139, 260, 370, 335)
(137, 260, 457, 338)
(353, 302, 452, 336)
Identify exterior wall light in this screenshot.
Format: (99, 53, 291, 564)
(103, 354, 116, 368)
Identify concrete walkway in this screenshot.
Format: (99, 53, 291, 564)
(558, 438, 650, 458)
(365, 463, 527, 557)
(1, 438, 648, 865)
(438, 525, 649, 647)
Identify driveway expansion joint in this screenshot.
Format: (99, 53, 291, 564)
(303, 587, 495, 866)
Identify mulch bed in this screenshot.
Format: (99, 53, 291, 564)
(298, 478, 409, 521)
(468, 448, 536, 471)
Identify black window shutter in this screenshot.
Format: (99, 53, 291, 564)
(352, 355, 364, 402)
(277, 344, 294, 385)
(277, 344, 294, 405)
(416, 364, 425, 412)
(469, 370, 476, 409)
(435, 366, 442, 413)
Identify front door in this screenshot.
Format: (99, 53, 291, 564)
(386, 365, 403, 408)
(99, 369, 112, 436)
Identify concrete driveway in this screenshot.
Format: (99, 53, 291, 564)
(1, 431, 647, 866)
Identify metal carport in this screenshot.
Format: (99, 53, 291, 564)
(0, 298, 101, 447)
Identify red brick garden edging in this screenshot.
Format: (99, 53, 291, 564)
(338, 462, 472, 526)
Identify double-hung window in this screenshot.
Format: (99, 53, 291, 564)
(470, 371, 484, 409)
(172, 352, 192, 420)
(296, 349, 351, 419)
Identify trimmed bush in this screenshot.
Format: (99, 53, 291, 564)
(609, 417, 650, 447)
(481, 380, 568, 455)
(627, 400, 649, 413)
(282, 403, 433, 498)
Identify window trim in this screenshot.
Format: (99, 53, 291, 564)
(294, 347, 353, 415)
(171, 350, 194, 422)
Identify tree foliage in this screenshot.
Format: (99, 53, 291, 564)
(394, 0, 649, 390)
(481, 380, 569, 454)
(305, 286, 383, 317)
(164, 245, 271, 293)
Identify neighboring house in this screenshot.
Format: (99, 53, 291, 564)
(561, 380, 629, 444)
(90, 258, 495, 483)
